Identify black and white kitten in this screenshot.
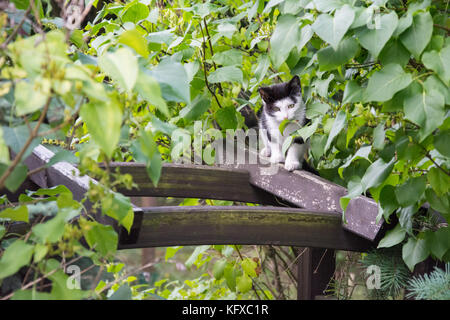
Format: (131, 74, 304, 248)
(258, 75, 308, 172)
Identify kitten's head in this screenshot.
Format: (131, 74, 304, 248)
(258, 75, 303, 122)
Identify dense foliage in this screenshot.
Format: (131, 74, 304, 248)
(0, 0, 448, 299)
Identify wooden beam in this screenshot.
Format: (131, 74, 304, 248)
(23, 145, 141, 227)
(217, 142, 383, 241)
(21, 145, 377, 251)
(118, 206, 374, 251)
(105, 162, 283, 205)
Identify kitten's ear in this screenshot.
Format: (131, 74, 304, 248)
(258, 87, 272, 103)
(289, 75, 301, 96)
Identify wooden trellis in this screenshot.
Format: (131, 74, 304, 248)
(8, 144, 386, 300)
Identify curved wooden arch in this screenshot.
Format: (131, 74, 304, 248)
(107, 162, 283, 205)
(24, 145, 381, 249)
(119, 206, 373, 251)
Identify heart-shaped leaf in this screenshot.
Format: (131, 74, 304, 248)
(312, 5, 355, 50)
(356, 11, 398, 58)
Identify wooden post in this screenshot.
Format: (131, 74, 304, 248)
(297, 247, 335, 300)
(139, 197, 156, 274)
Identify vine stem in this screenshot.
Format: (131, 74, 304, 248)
(0, 7, 31, 50)
(426, 152, 450, 177)
(0, 97, 51, 190)
(198, 22, 223, 109)
(203, 17, 223, 95)
(415, 142, 450, 177)
(433, 24, 450, 34)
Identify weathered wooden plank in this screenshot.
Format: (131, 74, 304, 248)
(105, 162, 283, 205)
(218, 142, 383, 241)
(23, 145, 140, 228)
(118, 206, 374, 251)
(22, 146, 380, 250)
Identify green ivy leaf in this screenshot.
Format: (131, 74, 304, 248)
(32, 185, 71, 196)
(179, 93, 211, 121)
(236, 273, 252, 293)
(212, 49, 243, 66)
(338, 145, 371, 179)
(165, 246, 182, 261)
(403, 85, 445, 141)
(212, 259, 227, 280)
(295, 118, 320, 141)
(185, 245, 210, 268)
(400, 11, 433, 59)
(47, 150, 79, 167)
(0, 205, 29, 223)
(80, 98, 122, 158)
(121, 2, 149, 24)
(343, 80, 364, 104)
(32, 210, 68, 244)
(425, 188, 450, 216)
(422, 44, 450, 86)
(14, 80, 49, 116)
(427, 167, 450, 196)
(98, 47, 138, 92)
(224, 264, 238, 292)
(241, 258, 258, 278)
(379, 39, 410, 67)
(378, 185, 399, 222)
(149, 60, 191, 103)
(373, 123, 386, 151)
(135, 71, 169, 117)
(314, 74, 334, 98)
(0, 163, 27, 193)
(361, 158, 395, 192)
(0, 239, 34, 279)
(215, 106, 238, 130)
(109, 284, 132, 300)
(312, 5, 355, 50)
(208, 66, 243, 84)
(83, 221, 118, 256)
(378, 224, 406, 248)
(306, 102, 329, 119)
(269, 14, 300, 68)
(402, 237, 429, 272)
(33, 243, 48, 263)
(356, 11, 398, 58)
(317, 37, 359, 71)
(118, 29, 149, 58)
(11, 0, 30, 10)
(364, 63, 412, 102)
(434, 130, 450, 157)
(395, 176, 427, 207)
(132, 129, 162, 187)
(425, 227, 450, 260)
(393, 12, 412, 37)
(101, 192, 134, 233)
(324, 110, 346, 152)
(424, 76, 450, 106)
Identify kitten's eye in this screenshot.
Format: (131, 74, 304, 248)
(288, 104, 295, 109)
(273, 106, 280, 112)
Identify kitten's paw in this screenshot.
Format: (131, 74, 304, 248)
(270, 153, 285, 164)
(284, 159, 302, 172)
(260, 147, 271, 158)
